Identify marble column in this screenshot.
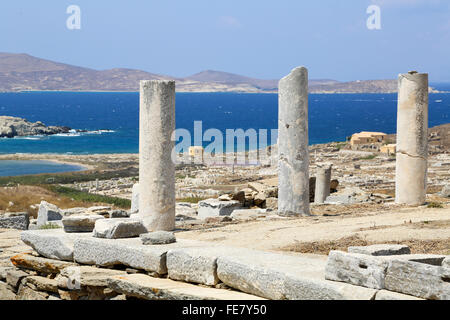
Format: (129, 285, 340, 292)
(139, 80, 176, 231)
(395, 71, 428, 205)
(314, 164, 332, 204)
(278, 67, 310, 216)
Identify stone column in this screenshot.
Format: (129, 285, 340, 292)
(395, 71, 428, 205)
(314, 164, 332, 204)
(139, 80, 176, 231)
(278, 67, 310, 216)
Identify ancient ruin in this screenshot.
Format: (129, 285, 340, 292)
(138, 80, 176, 231)
(395, 71, 429, 205)
(314, 164, 332, 204)
(278, 67, 310, 216)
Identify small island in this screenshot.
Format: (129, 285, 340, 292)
(0, 116, 71, 138)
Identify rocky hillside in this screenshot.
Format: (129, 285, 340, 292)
(0, 116, 71, 138)
(0, 53, 432, 94)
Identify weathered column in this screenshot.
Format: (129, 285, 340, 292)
(278, 67, 310, 216)
(139, 80, 176, 231)
(395, 71, 428, 205)
(314, 164, 332, 204)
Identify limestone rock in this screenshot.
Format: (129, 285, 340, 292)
(109, 210, 129, 219)
(439, 185, 450, 197)
(197, 199, 241, 219)
(140, 231, 176, 245)
(25, 276, 58, 293)
(385, 259, 450, 300)
(0, 212, 29, 230)
(60, 266, 126, 287)
(62, 215, 105, 233)
(443, 257, 450, 268)
(16, 285, 48, 300)
(0, 281, 16, 300)
(37, 201, 62, 227)
(93, 218, 147, 239)
(348, 244, 411, 256)
(230, 209, 267, 221)
(10, 253, 76, 274)
(6, 269, 28, 289)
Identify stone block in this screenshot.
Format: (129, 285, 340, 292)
(73, 237, 205, 275)
(325, 251, 389, 289)
(37, 201, 62, 227)
(25, 276, 58, 293)
(197, 199, 241, 219)
(21, 229, 92, 261)
(109, 210, 130, 219)
(230, 209, 267, 221)
(217, 249, 377, 300)
(140, 231, 176, 245)
(107, 274, 266, 300)
(348, 244, 411, 256)
(62, 215, 105, 233)
(60, 266, 126, 287)
(384, 259, 450, 300)
(0, 281, 16, 300)
(16, 285, 47, 300)
(0, 212, 29, 230)
(443, 257, 450, 268)
(93, 218, 147, 239)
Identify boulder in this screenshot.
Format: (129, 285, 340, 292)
(62, 215, 105, 233)
(230, 209, 267, 221)
(6, 269, 28, 289)
(25, 276, 58, 293)
(443, 257, 450, 268)
(197, 199, 241, 219)
(93, 218, 147, 239)
(231, 191, 245, 204)
(253, 193, 266, 207)
(348, 244, 411, 256)
(0, 281, 16, 300)
(140, 231, 176, 245)
(0, 212, 29, 230)
(0, 116, 71, 138)
(37, 201, 62, 227)
(109, 210, 129, 219)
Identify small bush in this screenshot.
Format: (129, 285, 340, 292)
(427, 202, 443, 209)
(39, 223, 61, 230)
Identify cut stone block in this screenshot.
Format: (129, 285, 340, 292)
(37, 201, 62, 227)
(384, 259, 450, 300)
(325, 251, 389, 289)
(93, 218, 147, 239)
(389, 254, 446, 266)
(348, 244, 411, 256)
(166, 247, 236, 286)
(21, 229, 92, 261)
(107, 274, 266, 300)
(0, 212, 29, 230)
(16, 285, 47, 300)
(73, 237, 206, 275)
(25, 276, 58, 293)
(230, 209, 267, 221)
(109, 210, 129, 219)
(140, 231, 176, 245)
(217, 249, 377, 300)
(375, 290, 424, 300)
(198, 199, 241, 219)
(10, 253, 76, 274)
(60, 266, 126, 287)
(62, 215, 105, 233)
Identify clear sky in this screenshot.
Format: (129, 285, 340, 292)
(0, 0, 449, 81)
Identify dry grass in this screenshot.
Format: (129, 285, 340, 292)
(0, 186, 91, 218)
(282, 234, 450, 255)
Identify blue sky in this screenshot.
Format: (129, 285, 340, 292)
(0, 0, 449, 81)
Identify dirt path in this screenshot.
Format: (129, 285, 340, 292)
(177, 205, 450, 254)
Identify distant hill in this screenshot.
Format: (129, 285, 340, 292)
(0, 52, 435, 93)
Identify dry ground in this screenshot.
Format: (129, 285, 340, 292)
(176, 203, 450, 255)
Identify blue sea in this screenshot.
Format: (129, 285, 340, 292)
(0, 160, 84, 177)
(0, 84, 449, 155)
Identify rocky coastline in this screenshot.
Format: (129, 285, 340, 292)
(0, 116, 71, 138)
